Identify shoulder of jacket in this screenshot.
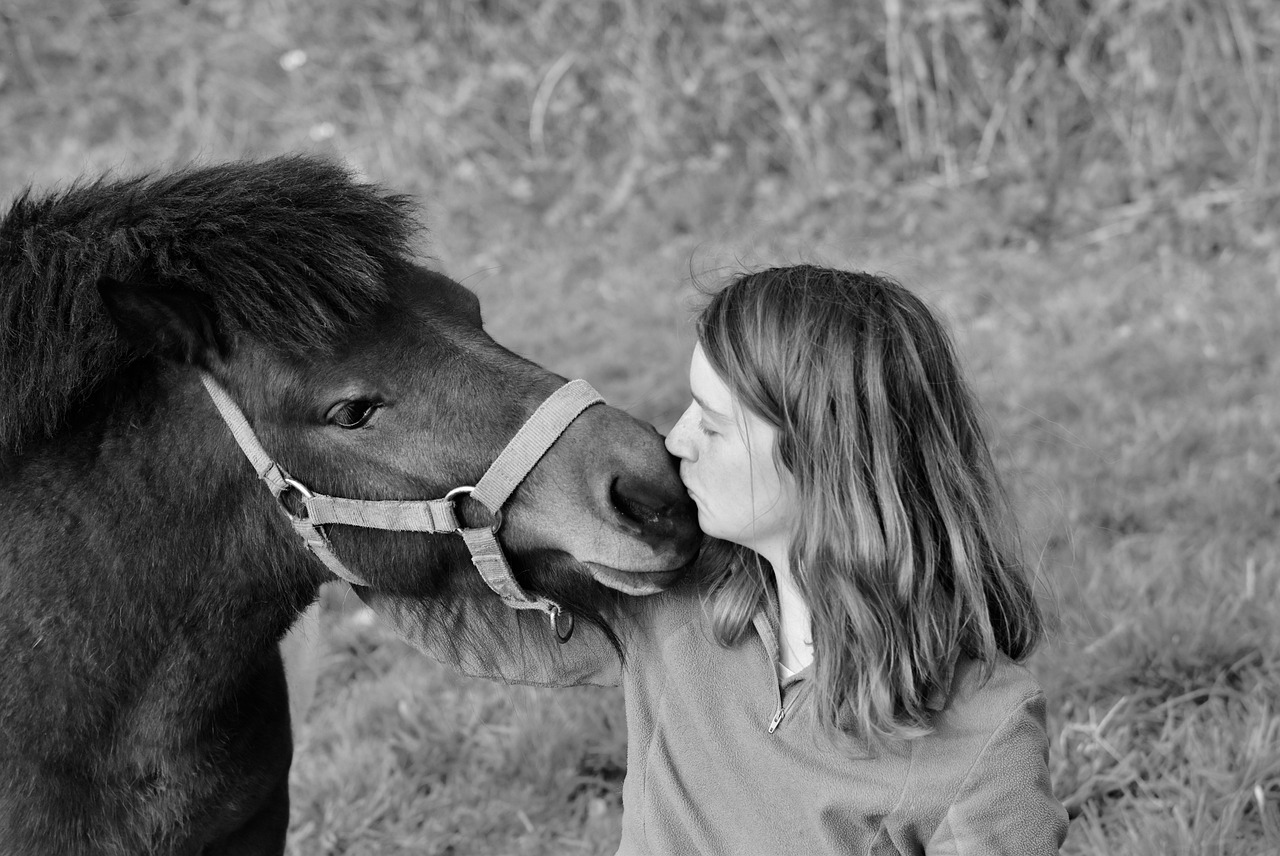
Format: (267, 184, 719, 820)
(621, 578, 707, 641)
(890, 659, 1042, 819)
(924, 657, 1044, 751)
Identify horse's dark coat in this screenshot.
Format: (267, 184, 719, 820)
(0, 155, 414, 458)
(0, 157, 698, 855)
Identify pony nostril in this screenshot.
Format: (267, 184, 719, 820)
(609, 477, 664, 532)
(608, 474, 702, 558)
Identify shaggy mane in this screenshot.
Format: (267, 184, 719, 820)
(0, 155, 418, 454)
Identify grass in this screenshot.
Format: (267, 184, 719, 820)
(287, 192, 1280, 855)
(3, 0, 1279, 852)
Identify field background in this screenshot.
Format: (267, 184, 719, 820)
(3, 0, 1279, 852)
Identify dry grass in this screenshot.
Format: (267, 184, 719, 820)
(6, 0, 1277, 244)
(282, 212, 1280, 854)
(3, 0, 1280, 852)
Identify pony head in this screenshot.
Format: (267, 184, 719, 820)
(0, 155, 701, 639)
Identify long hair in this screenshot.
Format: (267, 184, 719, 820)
(694, 264, 1043, 747)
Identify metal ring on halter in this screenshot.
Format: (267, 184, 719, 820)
(444, 485, 504, 533)
(549, 604, 575, 643)
(278, 477, 316, 519)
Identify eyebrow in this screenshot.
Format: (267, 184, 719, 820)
(693, 393, 730, 421)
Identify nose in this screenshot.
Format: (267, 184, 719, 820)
(608, 468, 700, 560)
(598, 422, 698, 554)
(664, 407, 695, 461)
(610, 470, 696, 548)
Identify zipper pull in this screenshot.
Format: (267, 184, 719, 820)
(768, 703, 787, 733)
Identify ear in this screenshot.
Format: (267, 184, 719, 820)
(98, 276, 228, 366)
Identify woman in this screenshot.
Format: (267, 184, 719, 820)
(366, 264, 1068, 854)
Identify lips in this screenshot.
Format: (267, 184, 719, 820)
(585, 562, 682, 595)
(684, 487, 705, 514)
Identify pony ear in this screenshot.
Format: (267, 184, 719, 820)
(98, 276, 227, 366)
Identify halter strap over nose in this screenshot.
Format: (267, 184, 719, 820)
(199, 372, 603, 636)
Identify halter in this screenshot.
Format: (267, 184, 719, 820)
(199, 371, 603, 641)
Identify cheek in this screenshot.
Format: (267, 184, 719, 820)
(752, 458, 788, 506)
(695, 444, 751, 510)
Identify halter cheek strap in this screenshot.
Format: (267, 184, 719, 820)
(199, 371, 602, 637)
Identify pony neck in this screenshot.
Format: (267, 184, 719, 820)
(1, 365, 325, 717)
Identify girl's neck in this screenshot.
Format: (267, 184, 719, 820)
(770, 556, 813, 674)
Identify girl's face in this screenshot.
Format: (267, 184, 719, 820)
(665, 344, 797, 562)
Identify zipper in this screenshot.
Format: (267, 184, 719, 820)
(767, 700, 789, 733)
(754, 610, 791, 734)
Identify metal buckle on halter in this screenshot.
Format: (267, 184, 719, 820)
(443, 485, 504, 534)
(277, 476, 317, 522)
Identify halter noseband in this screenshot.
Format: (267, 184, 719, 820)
(199, 371, 603, 641)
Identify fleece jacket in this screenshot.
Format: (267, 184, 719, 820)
(364, 582, 1069, 855)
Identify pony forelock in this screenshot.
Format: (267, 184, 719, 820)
(0, 155, 419, 454)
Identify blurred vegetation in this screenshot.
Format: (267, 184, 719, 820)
(3, 0, 1278, 248)
(3, 0, 1279, 853)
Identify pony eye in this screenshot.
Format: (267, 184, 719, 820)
(329, 400, 380, 429)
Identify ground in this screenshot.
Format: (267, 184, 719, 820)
(3, 1, 1278, 852)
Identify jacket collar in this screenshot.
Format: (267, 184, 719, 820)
(753, 602, 961, 711)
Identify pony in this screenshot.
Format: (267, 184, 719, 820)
(0, 155, 699, 855)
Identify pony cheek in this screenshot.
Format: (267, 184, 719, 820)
(317, 524, 467, 597)
(500, 493, 610, 563)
